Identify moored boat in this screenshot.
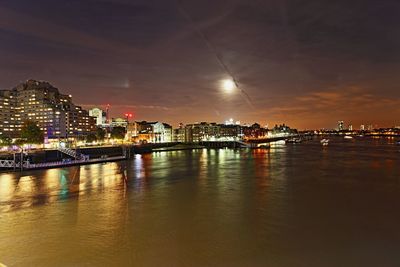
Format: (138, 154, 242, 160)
(286, 137, 302, 144)
(320, 139, 329, 146)
(270, 140, 286, 146)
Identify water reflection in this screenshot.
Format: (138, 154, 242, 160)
(0, 163, 128, 212)
(1, 139, 400, 266)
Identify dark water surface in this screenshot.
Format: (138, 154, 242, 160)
(0, 138, 399, 267)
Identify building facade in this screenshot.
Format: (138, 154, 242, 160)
(126, 121, 173, 143)
(183, 122, 221, 142)
(242, 123, 268, 139)
(0, 80, 96, 139)
(89, 107, 107, 126)
(174, 122, 273, 142)
(0, 89, 18, 137)
(110, 118, 128, 128)
(338, 120, 345, 131)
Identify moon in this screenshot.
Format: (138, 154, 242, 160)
(222, 79, 235, 93)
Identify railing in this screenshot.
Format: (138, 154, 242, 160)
(0, 160, 16, 168)
(0, 160, 30, 169)
(234, 140, 251, 148)
(26, 155, 126, 169)
(57, 147, 89, 160)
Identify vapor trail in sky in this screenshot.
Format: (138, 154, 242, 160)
(175, 0, 254, 109)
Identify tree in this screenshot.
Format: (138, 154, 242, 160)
(20, 121, 44, 144)
(95, 127, 106, 141)
(110, 127, 126, 140)
(0, 135, 12, 147)
(85, 133, 97, 143)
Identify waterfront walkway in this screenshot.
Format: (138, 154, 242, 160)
(0, 135, 301, 172)
(0, 155, 127, 171)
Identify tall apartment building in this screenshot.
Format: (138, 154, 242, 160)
(0, 89, 18, 137)
(0, 80, 96, 139)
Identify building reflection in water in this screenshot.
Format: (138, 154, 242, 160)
(0, 162, 131, 212)
(0, 174, 15, 208)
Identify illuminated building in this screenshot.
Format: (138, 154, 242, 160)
(0, 80, 96, 139)
(219, 124, 242, 140)
(173, 123, 186, 142)
(183, 122, 221, 142)
(348, 124, 353, 131)
(110, 118, 128, 128)
(338, 121, 344, 131)
(126, 121, 172, 143)
(179, 122, 263, 142)
(242, 123, 268, 139)
(0, 89, 18, 137)
(162, 123, 173, 142)
(89, 107, 107, 126)
(269, 124, 296, 137)
(175, 122, 292, 142)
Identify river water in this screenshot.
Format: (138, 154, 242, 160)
(0, 137, 399, 267)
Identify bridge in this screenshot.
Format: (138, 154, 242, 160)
(198, 134, 299, 148)
(244, 135, 299, 144)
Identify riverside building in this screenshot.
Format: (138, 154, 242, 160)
(126, 121, 173, 143)
(0, 80, 96, 140)
(176, 122, 267, 142)
(89, 107, 107, 126)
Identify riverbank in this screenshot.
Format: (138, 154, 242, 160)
(0, 137, 311, 172)
(152, 143, 205, 152)
(0, 143, 206, 172)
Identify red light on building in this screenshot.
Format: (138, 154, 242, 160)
(124, 112, 133, 122)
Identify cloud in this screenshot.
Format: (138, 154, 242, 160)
(81, 104, 171, 111)
(259, 86, 400, 129)
(0, 5, 146, 56)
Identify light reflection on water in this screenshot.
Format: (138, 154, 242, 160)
(0, 138, 399, 267)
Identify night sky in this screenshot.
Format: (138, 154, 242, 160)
(1, 0, 400, 129)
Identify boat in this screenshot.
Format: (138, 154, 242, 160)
(344, 135, 353, 139)
(320, 139, 329, 146)
(270, 140, 286, 146)
(286, 137, 302, 144)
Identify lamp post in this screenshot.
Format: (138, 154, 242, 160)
(20, 147, 24, 171)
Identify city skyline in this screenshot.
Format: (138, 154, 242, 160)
(1, 0, 400, 129)
(1, 79, 397, 131)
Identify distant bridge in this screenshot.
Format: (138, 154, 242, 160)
(198, 134, 299, 148)
(244, 134, 299, 144)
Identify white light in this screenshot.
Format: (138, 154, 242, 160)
(222, 79, 235, 92)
